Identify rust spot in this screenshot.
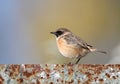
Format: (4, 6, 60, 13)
(68, 81, 72, 84)
(99, 79, 104, 82)
(36, 79, 40, 84)
(87, 78, 92, 82)
(17, 78, 23, 83)
(65, 81, 67, 84)
(105, 73, 110, 78)
(85, 72, 92, 78)
(116, 75, 119, 78)
(49, 82, 53, 84)
(94, 77, 98, 81)
(57, 79, 59, 82)
(68, 68, 74, 75)
(23, 70, 33, 78)
(95, 70, 101, 75)
(0, 75, 4, 84)
(112, 76, 116, 79)
(40, 77, 43, 79)
(45, 68, 50, 73)
(61, 80, 64, 83)
(54, 64, 60, 70)
(112, 70, 115, 73)
(83, 81, 90, 84)
(78, 80, 80, 84)
(9, 72, 13, 77)
(61, 64, 64, 68)
(98, 66, 103, 71)
(46, 74, 50, 79)
(71, 79, 74, 83)
(61, 71, 64, 73)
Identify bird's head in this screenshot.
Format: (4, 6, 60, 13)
(50, 28, 71, 37)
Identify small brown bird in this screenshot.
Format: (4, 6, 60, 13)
(50, 28, 106, 64)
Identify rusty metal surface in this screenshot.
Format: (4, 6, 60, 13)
(0, 64, 120, 84)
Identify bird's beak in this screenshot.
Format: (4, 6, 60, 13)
(50, 32, 56, 35)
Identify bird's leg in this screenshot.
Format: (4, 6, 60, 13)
(75, 56, 83, 64)
(70, 57, 77, 64)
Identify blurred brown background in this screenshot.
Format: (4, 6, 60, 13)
(0, 0, 120, 64)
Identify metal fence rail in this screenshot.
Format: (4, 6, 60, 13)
(0, 64, 120, 84)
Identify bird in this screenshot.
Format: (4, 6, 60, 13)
(50, 28, 106, 64)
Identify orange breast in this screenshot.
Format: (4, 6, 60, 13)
(57, 38, 80, 58)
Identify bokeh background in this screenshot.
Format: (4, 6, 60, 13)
(0, 0, 120, 64)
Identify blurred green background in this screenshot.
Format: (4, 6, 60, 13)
(0, 0, 120, 64)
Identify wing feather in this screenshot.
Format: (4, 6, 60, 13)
(64, 34, 92, 49)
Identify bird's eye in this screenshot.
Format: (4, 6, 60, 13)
(56, 31, 63, 36)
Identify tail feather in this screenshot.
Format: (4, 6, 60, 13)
(90, 48, 107, 54)
(96, 50, 107, 54)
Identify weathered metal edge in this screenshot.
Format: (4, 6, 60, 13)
(0, 64, 120, 84)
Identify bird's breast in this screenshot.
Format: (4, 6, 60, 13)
(57, 37, 81, 58)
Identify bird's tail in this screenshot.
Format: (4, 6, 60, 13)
(90, 48, 107, 54)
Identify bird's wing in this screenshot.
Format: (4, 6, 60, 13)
(64, 34, 92, 49)
(74, 35, 93, 49)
